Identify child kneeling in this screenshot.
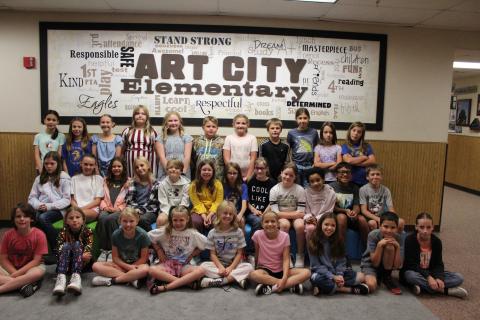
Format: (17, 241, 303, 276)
(200, 201, 253, 289)
(148, 206, 206, 294)
(249, 211, 310, 295)
(92, 207, 150, 288)
(309, 213, 369, 295)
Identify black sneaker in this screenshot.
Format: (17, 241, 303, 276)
(20, 281, 41, 298)
(238, 279, 249, 290)
(289, 283, 304, 295)
(255, 284, 272, 296)
(351, 283, 370, 295)
(383, 275, 402, 295)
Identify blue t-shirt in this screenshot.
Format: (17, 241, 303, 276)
(341, 143, 374, 186)
(62, 140, 92, 177)
(223, 183, 248, 212)
(287, 128, 319, 167)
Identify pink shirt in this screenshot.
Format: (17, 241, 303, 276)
(252, 230, 289, 272)
(0, 227, 48, 269)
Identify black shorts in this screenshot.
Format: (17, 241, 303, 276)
(259, 267, 284, 279)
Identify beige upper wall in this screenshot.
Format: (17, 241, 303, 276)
(1, 11, 480, 142)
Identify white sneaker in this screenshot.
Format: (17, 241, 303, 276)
(295, 254, 305, 268)
(448, 286, 468, 299)
(92, 276, 112, 287)
(200, 277, 224, 288)
(67, 273, 82, 295)
(97, 250, 112, 262)
(130, 280, 140, 289)
(52, 274, 67, 296)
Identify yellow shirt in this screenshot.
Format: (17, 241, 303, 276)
(189, 179, 224, 215)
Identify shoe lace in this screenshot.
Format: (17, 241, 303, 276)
(208, 279, 224, 288)
(262, 286, 272, 294)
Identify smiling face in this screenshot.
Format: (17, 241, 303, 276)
(111, 160, 124, 179)
(171, 211, 189, 231)
(14, 209, 32, 231)
(219, 208, 235, 228)
(380, 219, 398, 239)
(44, 114, 59, 133)
(135, 160, 150, 179)
(80, 156, 96, 176)
(321, 217, 336, 238)
(296, 113, 309, 130)
(66, 210, 84, 232)
(336, 166, 352, 185)
(200, 163, 214, 183)
(308, 173, 325, 191)
(71, 120, 84, 140)
(233, 116, 248, 136)
(120, 215, 138, 235)
(167, 164, 182, 182)
(100, 115, 114, 134)
(367, 169, 382, 187)
(203, 120, 218, 139)
(281, 167, 296, 188)
(166, 114, 181, 133)
(254, 162, 268, 180)
(416, 218, 434, 242)
(262, 212, 279, 237)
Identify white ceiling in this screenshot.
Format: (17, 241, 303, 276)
(1, 0, 480, 31)
(1, 0, 480, 79)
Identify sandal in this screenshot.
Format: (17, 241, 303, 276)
(150, 284, 167, 295)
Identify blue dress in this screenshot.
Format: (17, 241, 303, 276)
(91, 134, 123, 177)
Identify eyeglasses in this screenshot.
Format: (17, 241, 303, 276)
(337, 170, 351, 175)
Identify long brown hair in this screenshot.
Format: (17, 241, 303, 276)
(308, 212, 345, 259)
(40, 151, 63, 187)
(194, 159, 217, 194)
(346, 121, 369, 154)
(66, 117, 89, 151)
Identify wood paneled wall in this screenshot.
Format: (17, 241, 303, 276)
(445, 134, 480, 192)
(0, 132, 446, 226)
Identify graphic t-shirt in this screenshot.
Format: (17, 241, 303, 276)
(0, 227, 48, 269)
(206, 227, 246, 266)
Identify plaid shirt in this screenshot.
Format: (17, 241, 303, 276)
(125, 180, 161, 215)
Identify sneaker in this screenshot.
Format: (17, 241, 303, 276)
(190, 280, 201, 290)
(351, 283, 370, 295)
(92, 276, 112, 287)
(238, 279, 249, 290)
(448, 286, 468, 299)
(255, 283, 272, 296)
(19, 281, 41, 298)
(200, 278, 223, 288)
(411, 284, 421, 296)
(295, 254, 305, 268)
(66, 273, 82, 295)
(289, 283, 304, 295)
(129, 280, 140, 289)
(53, 274, 67, 296)
(383, 275, 402, 295)
(97, 250, 112, 262)
(312, 286, 320, 296)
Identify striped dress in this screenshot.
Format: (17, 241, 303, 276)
(122, 127, 159, 177)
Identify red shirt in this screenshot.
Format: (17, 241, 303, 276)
(0, 227, 48, 269)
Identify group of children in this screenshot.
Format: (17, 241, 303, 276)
(0, 106, 467, 300)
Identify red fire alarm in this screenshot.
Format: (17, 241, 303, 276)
(23, 57, 35, 69)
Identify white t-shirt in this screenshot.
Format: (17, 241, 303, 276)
(223, 133, 258, 177)
(148, 227, 207, 264)
(71, 174, 104, 207)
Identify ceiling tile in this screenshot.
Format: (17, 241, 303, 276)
(421, 10, 480, 31)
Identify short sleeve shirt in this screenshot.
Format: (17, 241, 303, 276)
(206, 227, 246, 266)
(112, 227, 151, 264)
(0, 227, 48, 269)
(252, 230, 289, 273)
(34, 132, 66, 161)
(359, 184, 393, 216)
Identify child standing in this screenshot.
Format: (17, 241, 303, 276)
(223, 162, 248, 224)
(192, 116, 225, 180)
(91, 114, 123, 177)
(122, 105, 159, 177)
(189, 159, 224, 233)
(360, 164, 404, 232)
(259, 118, 290, 181)
(304, 168, 336, 240)
(92, 208, 150, 287)
(156, 159, 191, 227)
(314, 122, 342, 183)
(360, 211, 403, 294)
(246, 157, 276, 255)
(34, 110, 65, 174)
(28, 151, 71, 253)
(342, 122, 376, 186)
(62, 117, 92, 177)
(71, 154, 104, 222)
(156, 111, 193, 180)
(0, 203, 47, 297)
(250, 211, 311, 295)
(401, 212, 468, 298)
(200, 201, 253, 288)
(96, 157, 129, 252)
(52, 206, 93, 296)
(287, 107, 319, 187)
(148, 206, 206, 294)
(269, 163, 306, 267)
(223, 114, 258, 181)
(330, 162, 369, 245)
(309, 213, 369, 295)
(125, 156, 160, 231)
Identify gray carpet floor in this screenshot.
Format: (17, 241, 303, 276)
(0, 265, 438, 320)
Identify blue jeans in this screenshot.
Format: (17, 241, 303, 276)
(403, 270, 463, 293)
(36, 209, 63, 252)
(295, 164, 312, 188)
(311, 269, 358, 294)
(245, 212, 262, 255)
